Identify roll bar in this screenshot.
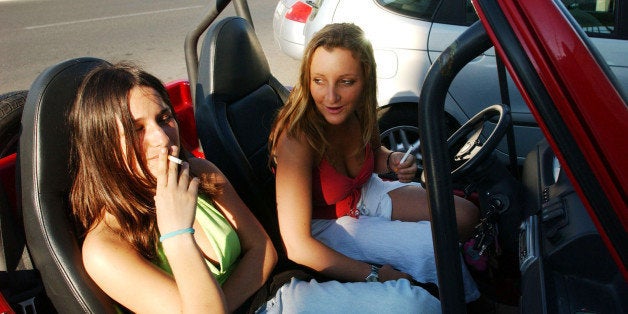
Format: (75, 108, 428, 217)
(418, 21, 492, 313)
(184, 0, 253, 107)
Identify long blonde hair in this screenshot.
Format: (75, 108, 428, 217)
(269, 23, 378, 163)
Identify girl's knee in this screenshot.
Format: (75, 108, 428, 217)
(455, 198, 479, 239)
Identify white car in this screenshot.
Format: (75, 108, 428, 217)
(273, 0, 628, 171)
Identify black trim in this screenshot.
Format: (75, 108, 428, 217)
(374, 0, 441, 21)
(432, 0, 467, 26)
(614, 0, 627, 39)
(496, 56, 519, 178)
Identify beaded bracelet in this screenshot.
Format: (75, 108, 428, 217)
(159, 227, 195, 242)
(386, 151, 394, 173)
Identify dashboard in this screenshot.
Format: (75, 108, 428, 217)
(519, 139, 627, 313)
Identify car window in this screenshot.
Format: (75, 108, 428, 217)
(463, 0, 620, 37)
(562, 0, 617, 37)
(376, 0, 441, 20)
(465, 0, 478, 25)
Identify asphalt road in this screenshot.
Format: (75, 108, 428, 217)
(0, 0, 300, 95)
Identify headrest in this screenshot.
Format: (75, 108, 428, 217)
(197, 16, 272, 104)
(21, 58, 108, 192)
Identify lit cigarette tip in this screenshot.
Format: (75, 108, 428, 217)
(168, 155, 183, 165)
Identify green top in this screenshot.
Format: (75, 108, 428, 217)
(153, 194, 242, 285)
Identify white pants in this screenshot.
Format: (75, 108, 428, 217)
(311, 175, 481, 303)
(256, 277, 441, 314)
(357, 174, 422, 219)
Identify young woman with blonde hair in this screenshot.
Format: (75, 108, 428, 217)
(269, 23, 480, 302)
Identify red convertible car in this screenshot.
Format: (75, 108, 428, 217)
(0, 0, 625, 313)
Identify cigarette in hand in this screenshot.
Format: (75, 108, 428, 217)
(168, 155, 183, 165)
(399, 145, 414, 164)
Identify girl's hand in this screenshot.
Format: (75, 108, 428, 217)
(391, 152, 417, 183)
(154, 146, 199, 234)
(377, 264, 413, 282)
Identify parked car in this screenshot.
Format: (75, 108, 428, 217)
(273, 0, 628, 172)
(0, 0, 626, 313)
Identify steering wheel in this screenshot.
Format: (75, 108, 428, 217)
(447, 104, 511, 180)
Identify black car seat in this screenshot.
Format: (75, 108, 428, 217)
(195, 16, 289, 262)
(19, 57, 119, 313)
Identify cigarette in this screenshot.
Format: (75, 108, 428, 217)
(168, 155, 183, 165)
(399, 145, 414, 164)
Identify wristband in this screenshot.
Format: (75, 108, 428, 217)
(365, 264, 380, 282)
(386, 151, 394, 173)
(159, 227, 195, 242)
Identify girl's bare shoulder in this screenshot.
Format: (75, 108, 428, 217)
(277, 130, 317, 162)
(278, 130, 313, 152)
(82, 219, 137, 274)
(188, 156, 220, 173)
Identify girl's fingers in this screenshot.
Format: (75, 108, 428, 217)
(188, 177, 200, 194)
(169, 149, 197, 195)
(156, 148, 168, 188)
(177, 161, 191, 187)
(400, 154, 414, 167)
(395, 154, 417, 182)
(167, 146, 180, 187)
(394, 154, 414, 172)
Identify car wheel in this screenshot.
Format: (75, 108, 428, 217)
(379, 104, 459, 180)
(378, 105, 421, 180)
(0, 90, 27, 158)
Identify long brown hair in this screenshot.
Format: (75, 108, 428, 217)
(69, 62, 219, 260)
(268, 23, 378, 163)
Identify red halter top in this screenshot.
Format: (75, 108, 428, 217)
(311, 144, 374, 219)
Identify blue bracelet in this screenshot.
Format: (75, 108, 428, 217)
(159, 227, 195, 242)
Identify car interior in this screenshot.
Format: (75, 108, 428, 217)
(519, 139, 627, 314)
(417, 0, 628, 311)
(4, 0, 627, 313)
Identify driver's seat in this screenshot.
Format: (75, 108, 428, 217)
(19, 57, 119, 313)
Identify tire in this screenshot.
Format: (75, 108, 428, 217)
(378, 104, 421, 180)
(0, 90, 27, 159)
(378, 104, 459, 180)
(378, 104, 420, 152)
